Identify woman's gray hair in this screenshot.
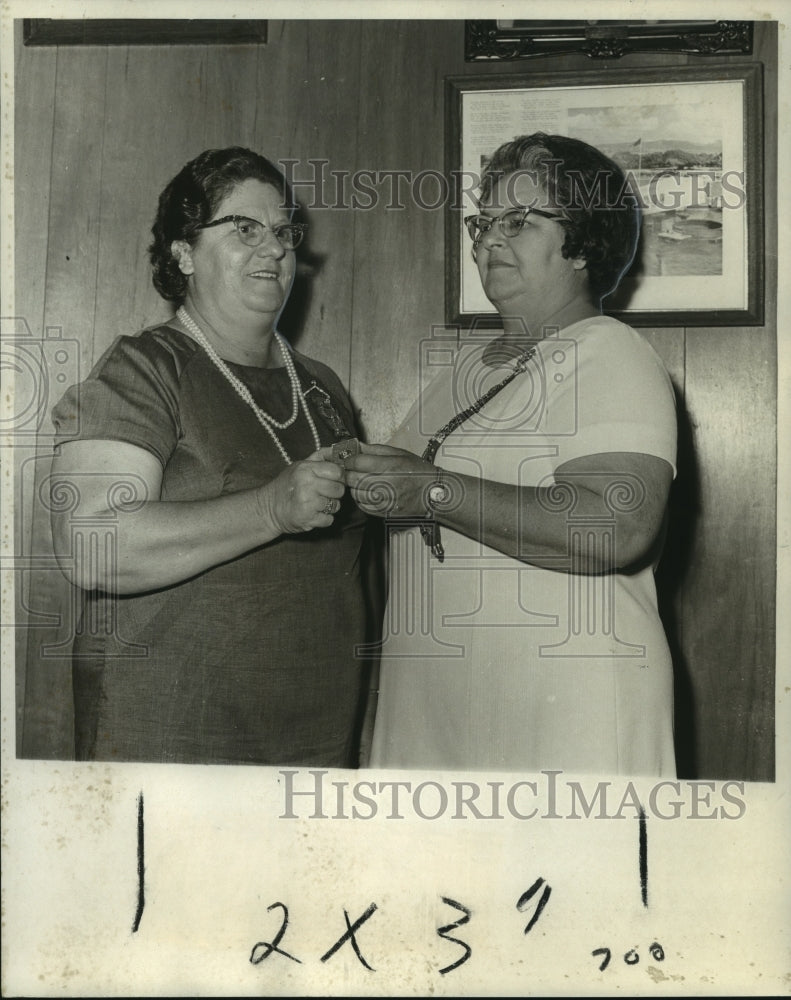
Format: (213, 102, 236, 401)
(479, 132, 641, 302)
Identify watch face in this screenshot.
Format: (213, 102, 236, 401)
(428, 483, 450, 507)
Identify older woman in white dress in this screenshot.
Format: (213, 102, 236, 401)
(346, 133, 677, 777)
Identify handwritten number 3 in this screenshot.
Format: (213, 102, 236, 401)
(437, 897, 472, 975)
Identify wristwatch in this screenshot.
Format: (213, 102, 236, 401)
(421, 468, 449, 562)
(425, 468, 451, 510)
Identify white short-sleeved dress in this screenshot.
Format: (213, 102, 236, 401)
(369, 315, 678, 777)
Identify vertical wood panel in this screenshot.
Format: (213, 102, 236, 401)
(13, 25, 56, 337)
(21, 45, 109, 757)
(43, 49, 108, 357)
(268, 20, 363, 388)
(203, 45, 260, 151)
(245, 20, 315, 362)
(675, 22, 777, 781)
(351, 20, 463, 444)
(639, 328, 684, 387)
(95, 46, 211, 348)
(12, 25, 57, 752)
(680, 326, 776, 779)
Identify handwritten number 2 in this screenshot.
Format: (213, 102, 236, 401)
(250, 902, 301, 965)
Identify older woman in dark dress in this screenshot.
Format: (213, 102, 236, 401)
(50, 146, 368, 766)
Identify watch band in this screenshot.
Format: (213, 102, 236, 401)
(420, 467, 449, 561)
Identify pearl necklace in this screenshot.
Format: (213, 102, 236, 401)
(176, 306, 321, 465)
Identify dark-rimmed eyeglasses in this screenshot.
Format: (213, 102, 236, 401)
(464, 206, 563, 246)
(196, 215, 307, 250)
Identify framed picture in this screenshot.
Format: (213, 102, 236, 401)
(465, 20, 754, 61)
(445, 63, 764, 328)
(22, 19, 268, 46)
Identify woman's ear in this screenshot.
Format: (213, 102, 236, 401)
(572, 256, 588, 272)
(171, 240, 195, 276)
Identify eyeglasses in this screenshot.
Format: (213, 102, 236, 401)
(196, 215, 307, 250)
(464, 206, 563, 246)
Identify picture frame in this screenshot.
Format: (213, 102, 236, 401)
(22, 19, 268, 46)
(464, 20, 754, 62)
(445, 63, 764, 328)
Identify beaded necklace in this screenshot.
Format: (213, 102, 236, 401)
(421, 344, 538, 463)
(177, 306, 321, 465)
(419, 342, 538, 561)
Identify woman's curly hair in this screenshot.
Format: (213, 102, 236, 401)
(478, 133, 641, 302)
(149, 147, 294, 303)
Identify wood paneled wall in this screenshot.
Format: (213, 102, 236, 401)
(13, 19, 777, 779)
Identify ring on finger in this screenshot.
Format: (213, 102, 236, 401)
(321, 498, 338, 515)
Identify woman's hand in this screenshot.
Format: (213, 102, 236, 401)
(344, 443, 438, 519)
(258, 450, 347, 533)
(50, 440, 352, 594)
(345, 444, 674, 573)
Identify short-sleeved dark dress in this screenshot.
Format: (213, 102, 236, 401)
(51, 323, 369, 767)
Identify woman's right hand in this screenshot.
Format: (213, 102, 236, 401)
(257, 450, 347, 534)
(51, 440, 349, 594)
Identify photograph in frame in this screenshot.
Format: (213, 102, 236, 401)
(446, 64, 763, 328)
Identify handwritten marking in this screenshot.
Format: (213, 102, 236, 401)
(320, 902, 378, 970)
(639, 805, 648, 907)
(592, 947, 611, 971)
(132, 792, 145, 933)
(250, 902, 302, 964)
(592, 941, 665, 971)
(437, 897, 472, 975)
(516, 877, 552, 934)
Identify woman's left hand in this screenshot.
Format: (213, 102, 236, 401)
(344, 444, 438, 518)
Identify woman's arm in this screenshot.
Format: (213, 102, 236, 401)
(346, 445, 672, 573)
(50, 439, 346, 593)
